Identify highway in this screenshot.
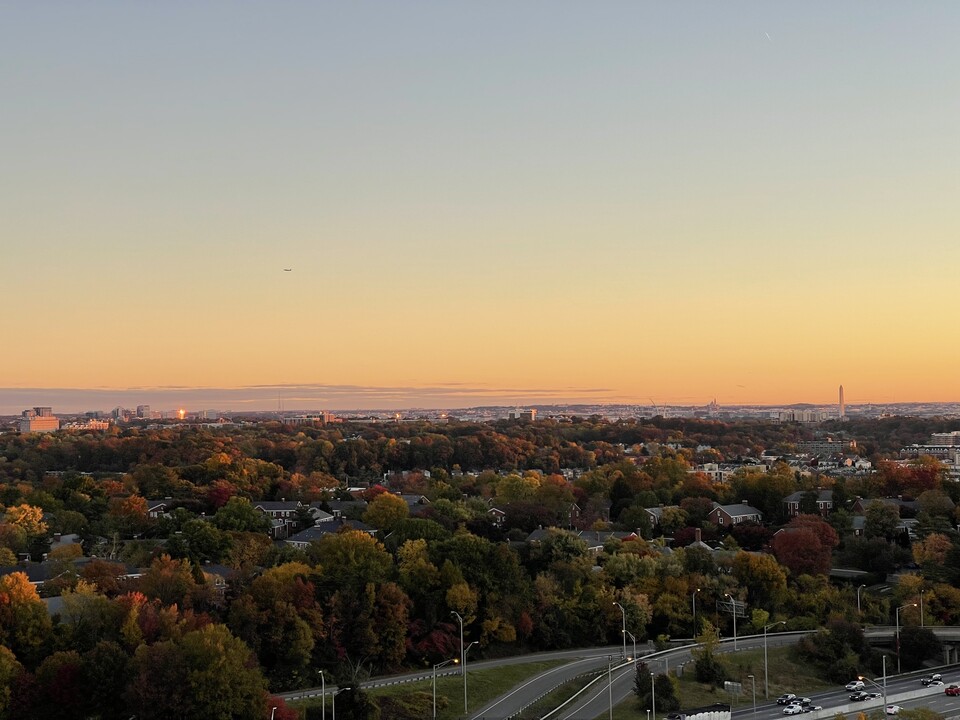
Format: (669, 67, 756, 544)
(279, 627, 960, 720)
(544, 633, 806, 720)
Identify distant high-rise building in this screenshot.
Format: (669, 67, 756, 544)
(839, 385, 845, 420)
(136, 405, 151, 419)
(19, 407, 60, 433)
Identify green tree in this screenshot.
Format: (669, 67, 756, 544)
(82, 640, 131, 720)
(362, 493, 409, 532)
(137, 554, 198, 607)
(127, 624, 268, 720)
(0, 646, 23, 720)
(212, 497, 271, 533)
(864, 501, 900, 540)
(691, 621, 729, 685)
(0, 571, 53, 666)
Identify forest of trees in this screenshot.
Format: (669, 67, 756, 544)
(0, 416, 957, 719)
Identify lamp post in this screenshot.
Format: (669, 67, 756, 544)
(626, 630, 638, 662)
(433, 657, 459, 720)
(724, 593, 738, 650)
(651, 671, 657, 720)
(857, 584, 867, 614)
(895, 603, 916, 675)
(763, 620, 786, 699)
(748, 674, 756, 718)
(859, 655, 887, 708)
(692, 588, 701, 638)
(319, 670, 326, 720)
(614, 602, 627, 659)
(271, 708, 277, 720)
(463, 640, 479, 713)
(331, 688, 343, 720)
(451, 611, 466, 712)
(920, 590, 925, 627)
(451, 610, 464, 669)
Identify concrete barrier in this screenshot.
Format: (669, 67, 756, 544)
(806, 682, 949, 718)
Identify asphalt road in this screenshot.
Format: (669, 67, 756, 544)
(279, 628, 960, 720)
(547, 633, 806, 720)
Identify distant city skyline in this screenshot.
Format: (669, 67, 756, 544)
(4, 4, 960, 405)
(0, 382, 954, 417)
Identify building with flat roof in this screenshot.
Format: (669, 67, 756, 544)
(19, 408, 60, 433)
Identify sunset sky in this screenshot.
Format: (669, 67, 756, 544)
(3, 2, 960, 412)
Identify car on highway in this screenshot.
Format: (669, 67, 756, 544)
(945, 685, 960, 696)
(885, 705, 902, 715)
(777, 694, 797, 705)
(783, 704, 803, 715)
(846, 681, 865, 691)
(922, 674, 943, 686)
(802, 706, 823, 713)
(850, 691, 880, 702)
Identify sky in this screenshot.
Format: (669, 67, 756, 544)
(3, 2, 960, 413)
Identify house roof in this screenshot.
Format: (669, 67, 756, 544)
(712, 503, 762, 517)
(254, 501, 302, 511)
(783, 490, 833, 504)
(285, 519, 375, 545)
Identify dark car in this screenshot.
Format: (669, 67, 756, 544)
(777, 694, 797, 705)
(921, 674, 943, 686)
(850, 691, 870, 702)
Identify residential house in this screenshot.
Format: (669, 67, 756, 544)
(284, 519, 376, 550)
(708, 502, 763, 527)
(783, 490, 833, 518)
(254, 500, 302, 539)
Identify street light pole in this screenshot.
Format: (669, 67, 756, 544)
(724, 593, 737, 650)
(319, 670, 326, 720)
(857, 584, 866, 614)
(271, 707, 277, 720)
(858, 656, 887, 708)
(614, 602, 627, 659)
(748, 674, 756, 719)
(763, 620, 786, 699)
(920, 590, 925, 627)
(451, 610, 464, 675)
(627, 630, 637, 662)
(463, 640, 478, 714)
(451, 611, 468, 714)
(651, 671, 657, 720)
(692, 588, 701, 638)
(895, 603, 916, 675)
(433, 657, 459, 720)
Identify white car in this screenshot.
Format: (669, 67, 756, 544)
(784, 704, 804, 715)
(885, 706, 902, 715)
(846, 680, 865, 691)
